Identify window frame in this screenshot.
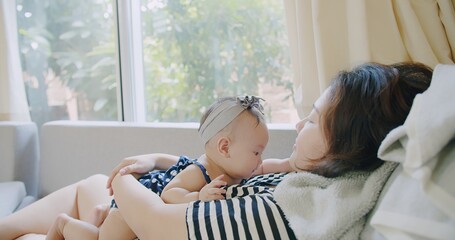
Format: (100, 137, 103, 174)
(116, 0, 146, 122)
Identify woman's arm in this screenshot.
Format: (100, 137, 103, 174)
(111, 173, 188, 239)
(106, 153, 179, 194)
(253, 158, 293, 175)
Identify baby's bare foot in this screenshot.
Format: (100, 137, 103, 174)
(45, 213, 71, 240)
(88, 204, 110, 227)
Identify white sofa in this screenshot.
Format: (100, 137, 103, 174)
(38, 121, 296, 197)
(35, 117, 455, 240)
(1, 117, 453, 239)
(0, 122, 39, 218)
(1, 64, 454, 239)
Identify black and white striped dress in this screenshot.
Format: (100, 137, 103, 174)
(186, 173, 297, 240)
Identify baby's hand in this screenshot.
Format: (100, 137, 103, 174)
(199, 175, 227, 201)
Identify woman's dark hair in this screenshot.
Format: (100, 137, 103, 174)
(310, 62, 432, 177)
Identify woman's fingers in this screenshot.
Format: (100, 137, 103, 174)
(106, 159, 136, 189)
(119, 165, 133, 175)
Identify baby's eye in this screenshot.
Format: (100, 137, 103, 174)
(254, 152, 260, 156)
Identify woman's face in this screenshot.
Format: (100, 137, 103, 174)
(289, 89, 329, 171)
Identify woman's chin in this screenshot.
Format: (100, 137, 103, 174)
(289, 152, 311, 172)
(288, 154, 299, 171)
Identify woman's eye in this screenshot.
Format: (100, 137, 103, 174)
(254, 152, 260, 156)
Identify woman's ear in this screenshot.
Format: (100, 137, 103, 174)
(217, 137, 230, 157)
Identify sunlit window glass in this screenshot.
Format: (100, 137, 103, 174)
(16, 0, 119, 127)
(140, 0, 298, 123)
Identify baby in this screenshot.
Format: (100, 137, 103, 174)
(46, 96, 292, 240)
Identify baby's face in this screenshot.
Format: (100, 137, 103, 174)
(224, 113, 269, 179)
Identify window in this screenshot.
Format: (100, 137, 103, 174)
(16, 0, 297, 127)
(16, 0, 119, 125)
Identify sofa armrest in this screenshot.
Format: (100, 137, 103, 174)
(0, 122, 39, 197)
(0, 182, 26, 218)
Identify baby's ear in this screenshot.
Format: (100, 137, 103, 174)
(217, 137, 230, 157)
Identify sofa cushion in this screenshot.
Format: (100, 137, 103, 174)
(368, 140, 455, 239)
(0, 181, 26, 218)
(361, 64, 455, 239)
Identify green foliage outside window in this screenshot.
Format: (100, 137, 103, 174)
(17, 0, 117, 124)
(16, 0, 292, 124)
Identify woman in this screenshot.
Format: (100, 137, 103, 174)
(0, 62, 432, 240)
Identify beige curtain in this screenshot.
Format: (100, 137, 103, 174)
(0, 0, 30, 121)
(284, 0, 455, 117)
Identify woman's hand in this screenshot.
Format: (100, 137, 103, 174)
(106, 153, 179, 195)
(198, 175, 227, 201)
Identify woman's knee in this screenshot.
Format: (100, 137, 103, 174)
(77, 174, 108, 192)
(85, 174, 109, 183)
(75, 174, 108, 189)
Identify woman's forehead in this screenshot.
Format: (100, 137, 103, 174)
(314, 88, 330, 111)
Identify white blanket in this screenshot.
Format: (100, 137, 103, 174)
(274, 162, 397, 240)
(372, 64, 455, 239)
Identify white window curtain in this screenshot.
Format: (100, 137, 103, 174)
(284, 0, 455, 117)
(0, 0, 30, 121)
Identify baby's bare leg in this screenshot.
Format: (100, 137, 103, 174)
(46, 213, 98, 240)
(99, 209, 136, 240)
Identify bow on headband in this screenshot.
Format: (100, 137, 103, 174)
(237, 96, 265, 114)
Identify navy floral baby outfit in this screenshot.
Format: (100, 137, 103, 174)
(111, 155, 210, 208)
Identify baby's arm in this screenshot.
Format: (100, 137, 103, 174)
(160, 166, 227, 203)
(253, 158, 293, 175)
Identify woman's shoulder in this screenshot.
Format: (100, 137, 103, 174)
(245, 172, 291, 186)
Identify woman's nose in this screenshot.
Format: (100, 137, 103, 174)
(296, 118, 307, 132)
